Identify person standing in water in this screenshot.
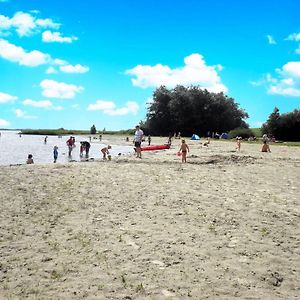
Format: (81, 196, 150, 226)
(53, 146, 58, 163)
(66, 136, 75, 156)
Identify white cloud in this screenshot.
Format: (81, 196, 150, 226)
(0, 91, 17, 103)
(266, 35, 276, 45)
(60, 64, 89, 73)
(0, 118, 10, 127)
(0, 38, 50, 66)
(126, 53, 228, 93)
(267, 62, 300, 97)
(286, 32, 300, 42)
(14, 108, 37, 119)
(46, 66, 58, 74)
(87, 100, 139, 116)
(42, 30, 78, 43)
(23, 99, 63, 110)
(40, 79, 84, 99)
(0, 11, 60, 37)
(285, 31, 300, 55)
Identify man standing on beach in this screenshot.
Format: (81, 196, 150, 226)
(134, 125, 144, 158)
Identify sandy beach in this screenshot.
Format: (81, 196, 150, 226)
(0, 138, 299, 299)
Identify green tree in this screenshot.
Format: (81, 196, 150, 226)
(262, 108, 300, 141)
(144, 85, 248, 136)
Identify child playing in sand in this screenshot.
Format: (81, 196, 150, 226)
(261, 141, 271, 152)
(101, 145, 111, 160)
(236, 137, 242, 151)
(178, 139, 189, 163)
(26, 154, 34, 164)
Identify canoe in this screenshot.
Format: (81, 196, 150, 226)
(141, 144, 170, 151)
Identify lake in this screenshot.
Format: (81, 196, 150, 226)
(0, 131, 134, 166)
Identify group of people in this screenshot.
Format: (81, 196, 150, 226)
(25, 129, 272, 165)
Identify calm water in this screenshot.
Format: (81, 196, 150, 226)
(0, 131, 134, 166)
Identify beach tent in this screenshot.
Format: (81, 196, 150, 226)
(220, 132, 229, 139)
(191, 134, 200, 140)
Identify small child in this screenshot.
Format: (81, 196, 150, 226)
(26, 154, 34, 164)
(178, 139, 189, 163)
(101, 145, 111, 160)
(261, 141, 271, 152)
(53, 146, 58, 163)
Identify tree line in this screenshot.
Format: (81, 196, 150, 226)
(262, 107, 300, 141)
(141, 85, 249, 137)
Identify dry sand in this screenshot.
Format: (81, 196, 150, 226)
(0, 138, 299, 299)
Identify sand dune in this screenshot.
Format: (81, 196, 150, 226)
(0, 138, 299, 299)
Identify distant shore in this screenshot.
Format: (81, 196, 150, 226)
(0, 139, 299, 299)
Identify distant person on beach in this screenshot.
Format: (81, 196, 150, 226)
(236, 137, 242, 151)
(178, 139, 189, 163)
(99, 134, 102, 141)
(66, 136, 75, 156)
(53, 146, 58, 163)
(148, 135, 151, 146)
(101, 145, 111, 160)
(261, 141, 271, 153)
(26, 154, 34, 164)
(134, 125, 144, 158)
(126, 136, 129, 142)
(44, 136, 48, 144)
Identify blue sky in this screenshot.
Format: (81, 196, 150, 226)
(0, 0, 299, 130)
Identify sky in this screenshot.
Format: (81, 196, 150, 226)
(0, 0, 300, 131)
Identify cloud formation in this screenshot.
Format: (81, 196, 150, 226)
(0, 11, 60, 37)
(267, 62, 300, 97)
(0, 39, 50, 67)
(0, 91, 17, 103)
(23, 99, 63, 110)
(87, 100, 139, 116)
(286, 31, 300, 54)
(266, 35, 276, 45)
(15, 108, 37, 119)
(59, 64, 89, 73)
(0, 118, 10, 127)
(40, 80, 84, 99)
(42, 30, 78, 43)
(126, 53, 228, 93)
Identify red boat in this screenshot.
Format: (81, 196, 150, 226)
(141, 144, 170, 151)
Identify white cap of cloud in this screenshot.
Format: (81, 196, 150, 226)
(42, 30, 78, 43)
(88, 100, 139, 116)
(40, 79, 84, 99)
(126, 53, 228, 93)
(0, 91, 17, 103)
(60, 64, 89, 73)
(0, 39, 50, 66)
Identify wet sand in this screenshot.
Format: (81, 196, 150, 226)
(0, 138, 299, 299)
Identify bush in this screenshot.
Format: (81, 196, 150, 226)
(229, 127, 254, 139)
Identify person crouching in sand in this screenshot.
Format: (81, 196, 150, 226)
(261, 141, 271, 152)
(101, 145, 111, 160)
(178, 139, 189, 163)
